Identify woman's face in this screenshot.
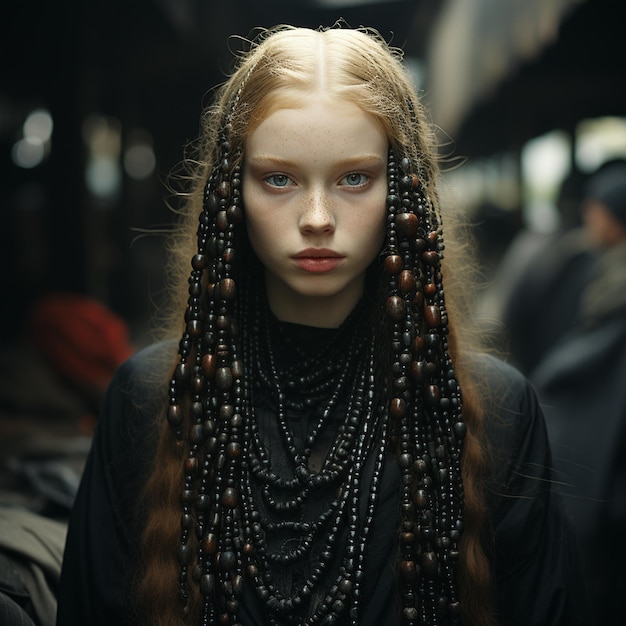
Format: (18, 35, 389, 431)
(242, 94, 388, 328)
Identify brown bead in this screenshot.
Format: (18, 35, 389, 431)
(232, 574, 243, 595)
(424, 281, 437, 296)
(201, 353, 216, 377)
(227, 204, 243, 224)
(223, 247, 235, 263)
(216, 210, 229, 231)
(191, 254, 207, 270)
(203, 533, 218, 554)
(400, 531, 416, 546)
(217, 181, 230, 198)
(400, 559, 417, 581)
(398, 269, 416, 294)
(216, 315, 230, 330)
(192, 374, 204, 393)
(189, 420, 204, 444)
(422, 551, 438, 575)
(386, 295, 405, 321)
(384, 254, 403, 275)
(413, 458, 427, 474)
(167, 404, 182, 427)
(422, 250, 439, 265)
(199, 574, 215, 596)
(216, 367, 233, 391)
(176, 362, 189, 381)
(411, 173, 420, 189)
(184, 456, 198, 476)
(217, 405, 232, 420)
(424, 305, 440, 328)
(410, 360, 426, 382)
(414, 489, 428, 508)
(426, 384, 440, 406)
(412, 335, 425, 353)
(187, 319, 201, 337)
(218, 278, 236, 300)
(231, 359, 243, 379)
(247, 564, 258, 576)
(222, 487, 238, 508)
(389, 397, 406, 418)
(413, 291, 424, 308)
(226, 442, 242, 458)
(395, 212, 418, 238)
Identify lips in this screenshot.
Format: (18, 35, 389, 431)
(292, 248, 345, 273)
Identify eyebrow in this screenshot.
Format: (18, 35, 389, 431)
(245, 154, 385, 169)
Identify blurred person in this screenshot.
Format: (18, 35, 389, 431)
(529, 163, 626, 624)
(1, 291, 136, 513)
(56, 24, 592, 626)
(0, 292, 135, 626)
(477, 168, 595, 373)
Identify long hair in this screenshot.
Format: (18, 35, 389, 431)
(137, 24, 496, 626)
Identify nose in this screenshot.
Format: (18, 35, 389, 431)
(299, 186, 335, 236)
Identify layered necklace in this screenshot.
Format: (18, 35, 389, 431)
(238, 296, 388, 624)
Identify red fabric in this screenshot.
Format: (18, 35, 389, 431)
(29, 293, 134, 389)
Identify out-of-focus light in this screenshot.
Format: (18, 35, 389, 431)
(23, 108, 53, 143)
(576, 116, 626, 172)
(124, 143, 156, 180)
(12, 136, 45, 169)
(521, 130, 571, 232)
(85, 155, 122, 198)
(82, 113, 123, 201)
(82, 113, 122, 157)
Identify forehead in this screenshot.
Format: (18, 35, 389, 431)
(244, 96, 387, 160)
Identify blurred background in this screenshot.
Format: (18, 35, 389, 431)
(2, 0, 625, 345)
(1, 2, 625, 623)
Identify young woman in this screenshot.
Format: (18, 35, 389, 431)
(56, 25, 593, 626)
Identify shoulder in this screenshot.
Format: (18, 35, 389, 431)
(110, 340, 177, 396)
(466, 352, 542, 433)
(97, 341, 176, 455)
(465, 353, 553, 505)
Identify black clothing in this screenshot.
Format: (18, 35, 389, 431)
(529, 241, 626, 624)
(500, 228, 597, 375)
(56, 337, 593, 626)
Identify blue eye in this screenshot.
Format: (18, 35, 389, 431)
(342, 173, 368, 186)
(265, 174, 291, 187)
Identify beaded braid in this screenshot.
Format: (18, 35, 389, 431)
(166, 105, 246, 623)
(384, 149, 465, 625)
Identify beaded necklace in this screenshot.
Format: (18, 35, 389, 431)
(238, 297, 386, 624)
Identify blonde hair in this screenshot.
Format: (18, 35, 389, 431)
(139, 24, 496, 626)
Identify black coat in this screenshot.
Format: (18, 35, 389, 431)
(531, 316, 626, 625)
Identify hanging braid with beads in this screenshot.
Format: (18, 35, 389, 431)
(137, 24, 497, 626)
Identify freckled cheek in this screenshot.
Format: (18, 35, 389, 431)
(367, 200, 388, 250)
